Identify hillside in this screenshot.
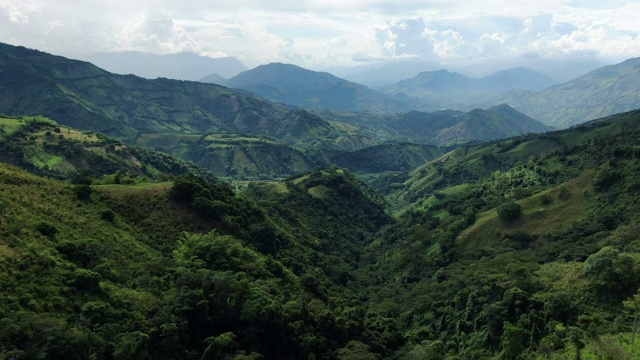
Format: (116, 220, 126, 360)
(0, 43, 356, 150)
(3, 110, 640, 359)
(358, 109, 640, 359)
(0, 163, 390, 359)
(469, 57, 640, 127)
(226, 62, 410, 113)
(0, 115, 214, 182)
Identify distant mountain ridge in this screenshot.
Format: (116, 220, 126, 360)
(383, 67, 557, 111)
(365, 104, 552, 146)
(468, 57, 640, 128)
(225, 62, 410, 113)
(81, 51, 247, 80)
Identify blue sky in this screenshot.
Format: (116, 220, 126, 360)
(1, 0, 639, 69)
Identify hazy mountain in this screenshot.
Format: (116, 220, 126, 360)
(80, 51, 247, 80)
(332, 60, 443, 88)
(468, 57, 640, 128)
(198, 72, 226, 84)
(384, 67, 558, 111)
(225, 62, 410, 113)
(482, 67, 557, 91)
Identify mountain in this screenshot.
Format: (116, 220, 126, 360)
(468, 57, 640, 128)
(384, 67, 558, 111)
(225, 62, 410, 113)
(0, 43, 366, 147)
(482, 67, 557, 91)
(333, 60, 443, 88)
(80, 51, 247, 80)
(382, 104, 552, 146)
(198, 72, 226, 84)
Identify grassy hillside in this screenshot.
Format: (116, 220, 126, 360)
(0, 115, 213, 181)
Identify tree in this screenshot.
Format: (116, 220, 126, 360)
(497, 202, 522, 222)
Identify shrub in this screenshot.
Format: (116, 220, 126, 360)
(35, 222, 58, 238)
(497, 202, 522, 222)
(74, 184, 92, 201)
(100, 210, 115, 222)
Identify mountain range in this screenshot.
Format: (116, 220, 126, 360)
(4, 37, 640, 359)
(80, 51, 247, 81)
(224, 62, 411, 113)
(467, 57, 640, 127)
(0, 42, 554, 179)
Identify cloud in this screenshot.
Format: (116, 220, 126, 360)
(375, 18, 437, 61)
(0, 0, 638, 69)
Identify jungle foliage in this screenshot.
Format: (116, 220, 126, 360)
(3, 107, 640, 359)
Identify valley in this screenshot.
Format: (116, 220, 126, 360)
(1, 41, 640, 359)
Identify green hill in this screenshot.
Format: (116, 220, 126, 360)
(0, 115, 213, 182)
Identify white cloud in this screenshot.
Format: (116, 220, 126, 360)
(0, 0, 638, 69)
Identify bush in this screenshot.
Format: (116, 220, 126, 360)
(497, 202, 522, 222)
(100, 210, 115, 222)
(74, 184, 92, 201)
(35, 222, 58, 238)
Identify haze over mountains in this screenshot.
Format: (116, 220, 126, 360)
(81, 51, 247, 81)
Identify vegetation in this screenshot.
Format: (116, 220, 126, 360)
(3, 41, 640, 360)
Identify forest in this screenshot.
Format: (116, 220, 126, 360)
(2, 109, 640, 359)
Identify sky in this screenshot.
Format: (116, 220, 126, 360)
(1, 0, 640, 71)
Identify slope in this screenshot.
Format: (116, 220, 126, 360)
(0, 115, 214, 181)
(0, 163, 390, 359)
(0, 43, 356, 151)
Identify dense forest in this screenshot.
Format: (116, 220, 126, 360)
(2, 109, 640, 359)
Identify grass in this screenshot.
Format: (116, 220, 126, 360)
(458, 169, 596, 250)
(0, 117, 25, 137)
(308, 185, 330, 199)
